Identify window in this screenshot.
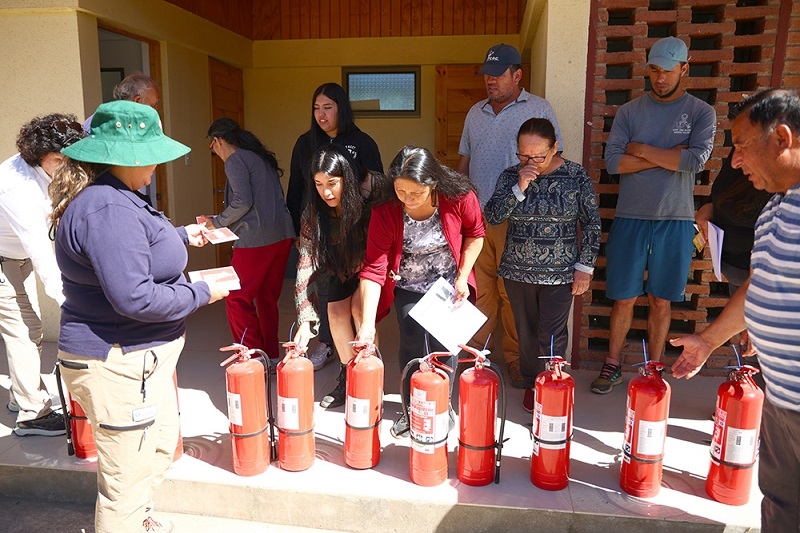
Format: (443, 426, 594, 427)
(343, 66, 421, 118)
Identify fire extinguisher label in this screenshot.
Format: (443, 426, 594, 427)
(635, 419, 667, 456)
(346, 396, 371, 428)
(277, 395, 299, 430)
(533, 402, 568, 449)
(724, 427, 758, 464)
(623, 407, 634, 457)
(410, 392, 447, 454)
(710, 407, 726, 460)
(226, 391, 243, 426)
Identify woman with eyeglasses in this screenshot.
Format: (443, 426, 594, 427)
(51, 101, 229, 533)
(0, 114, 85, 437)
(203, 118, 295, 361)
(484, 117, 600, 413)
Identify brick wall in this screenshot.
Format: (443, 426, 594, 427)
(580, 0, 791, 375)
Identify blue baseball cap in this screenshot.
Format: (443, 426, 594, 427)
(478, 44, 522, 77)
(646, 37, 688, 70)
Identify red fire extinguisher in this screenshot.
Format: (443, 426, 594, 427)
(220, 343, 276, 476)
(706, 364, 764, 505)
(620, 360, 671, 498)
(457, 344, 506, 486)
(55, 362, 96, 460)
(531, 356, 574, 490)
(345, 343, 384, 469)
(276, 340, 315, 472)
(403, 353, 451, 486)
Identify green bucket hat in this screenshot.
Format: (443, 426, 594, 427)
(62, 100, 189, 166)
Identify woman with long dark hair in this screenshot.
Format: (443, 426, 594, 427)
(355, 146, 484, 437)
(294, 144, 389, 408)
(287, 83, 383, 370)
(203, 117, 295, 360)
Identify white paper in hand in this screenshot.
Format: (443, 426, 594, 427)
(408, 277, 487, 355)
(707, 221, 725, 282)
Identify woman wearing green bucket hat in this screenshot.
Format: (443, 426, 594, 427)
(50, 100, 229, 533)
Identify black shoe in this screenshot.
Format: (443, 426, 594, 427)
(320, 364, 346, 409)
(14, 411, 66, 437)
(390, 414, 409, 439)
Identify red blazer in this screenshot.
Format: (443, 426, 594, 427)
(359, 191, 485, 322)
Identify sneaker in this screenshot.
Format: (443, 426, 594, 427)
(507, 360, 526, 389)
(8, 394, 62, 413)
(14, 410, 66, 437)
(590, 362, 623, 394)
(143, 516, 174, 532)
(523, 387, 535, 413)
(320, 364, 346, 409)
(390, 413, 409, 439)
(308, 342, 334, 371)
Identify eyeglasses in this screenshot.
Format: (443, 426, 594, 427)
(516, 150, 551, 165)
(51, 120, 83, 134)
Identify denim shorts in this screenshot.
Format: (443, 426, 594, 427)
(605, 218, 694, 302)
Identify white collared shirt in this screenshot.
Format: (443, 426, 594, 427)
(0, 153, 64, 305)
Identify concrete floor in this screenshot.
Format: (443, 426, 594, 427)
(0, 280, 762, 532)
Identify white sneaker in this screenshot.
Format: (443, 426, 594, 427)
(308, 343, 333, 371)
(7, 394, 62, 413)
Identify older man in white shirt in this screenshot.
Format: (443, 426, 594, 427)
(0, 114, 84, 436)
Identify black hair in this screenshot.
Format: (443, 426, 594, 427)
(517, 118, 557, 146)
(17, 113, 86, 167)
(207, 118, 283, 176)
(310, 83, 356, 146)
(306, 144, 367, 280)
(731, 88, 800, 136)
(388, 146, 475, 199)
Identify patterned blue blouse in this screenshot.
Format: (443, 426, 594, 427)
(484, 159, 600, 285)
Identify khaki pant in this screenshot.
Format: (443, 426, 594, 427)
(0, 257, 53, 423)
(470, 221, 519, 365)
(59, 336, 184, 533)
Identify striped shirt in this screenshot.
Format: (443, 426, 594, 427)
(745, 183, 800, 412)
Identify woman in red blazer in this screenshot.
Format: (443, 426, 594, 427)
(355, 146, 485, 438)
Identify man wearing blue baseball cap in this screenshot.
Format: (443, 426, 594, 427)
(457, 43, 564, 398)
(592, 36, 716, 394)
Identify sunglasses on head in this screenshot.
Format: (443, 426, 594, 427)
(51, 120, 83, 134)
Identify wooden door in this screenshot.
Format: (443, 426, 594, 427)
(434, 65, 485, 169)
(208, 57, 244, 267)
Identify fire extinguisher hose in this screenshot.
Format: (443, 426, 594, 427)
(251, 349, 278, 461)
(54, 362, 76, 457)
(398, 357, 422, 439)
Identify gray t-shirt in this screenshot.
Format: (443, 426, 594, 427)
(459, 88, 563, 209)
(604, 92, 716, 220)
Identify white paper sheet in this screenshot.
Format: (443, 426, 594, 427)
(707, 221, 725, 282)
(407, 277, 487, 355)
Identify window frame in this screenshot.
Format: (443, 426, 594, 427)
(342, 66, 421, 118)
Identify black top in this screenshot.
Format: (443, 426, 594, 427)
(710, 154, 772, 271)
(287, 126, 383, 234)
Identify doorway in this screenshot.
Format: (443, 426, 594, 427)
(95, 26, 167, 214)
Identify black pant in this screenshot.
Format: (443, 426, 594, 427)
(505, 279, 573, 388)
(393, 287, 456, 407)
